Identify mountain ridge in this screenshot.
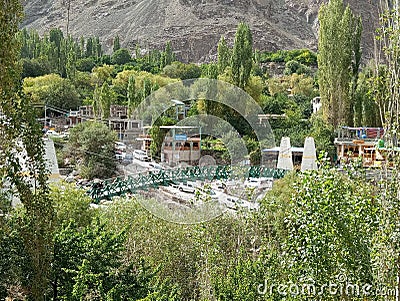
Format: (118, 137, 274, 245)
(22, 0, 380, 63)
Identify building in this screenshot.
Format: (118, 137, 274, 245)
(78, 105, 95, 118)
(334, 126, 385, 167)
(136, 126, 152, 153)
(160, 126, 201, 166)
(69, 105, 143, 144)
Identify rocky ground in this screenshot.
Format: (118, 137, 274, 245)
(22, 0, 380, 63)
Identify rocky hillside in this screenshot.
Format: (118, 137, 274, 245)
(21, 0, 380, 63)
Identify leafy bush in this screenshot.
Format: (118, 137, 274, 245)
(163, 61, 202, 79)
(67, 121, 117, 179)
(76, 57, 96, 72)
(111, 48, 132, 65)
(260, 49, 317, 66)
(284, 60, 311, 75)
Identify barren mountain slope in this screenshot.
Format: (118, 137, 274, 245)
(22, 0, 380, 62)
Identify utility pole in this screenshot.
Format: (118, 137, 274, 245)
(44, 105, 47, 128)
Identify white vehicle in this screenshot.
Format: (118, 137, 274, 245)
(115, 142, 127, 151)
(149, 162, 162, 170)
(133, 150, 150, 162)
(46, 130, 59, 137)
(178, 182, 196, 193)
(244, 178, 260, 188)
(115, 152, 125, 161)
(245, 177, 274, 189)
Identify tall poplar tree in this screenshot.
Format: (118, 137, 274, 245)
(99, 82, 112, 119)
(372, 2, 400, 146)
(217, 36, 231, 75)
(231, 22, 253, 89)
(113, 35, 121, 53)
(161, 41, 175, 68)
(127, 75, 137, 118)
(0, 0, 54, 299)
(318, 0, 362, 127)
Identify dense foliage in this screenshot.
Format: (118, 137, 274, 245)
(67, 121, 118, 179)
(318, 0, 362, 127)
(3, 163, 400, 300)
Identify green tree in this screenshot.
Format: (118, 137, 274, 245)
(21, 58, 51, 77)
(92, 84, 101, 118)
(99, 82, 113, 118)
(67, 121, 117, 179)
(283, 59, 311, 75)
(162, 61, 202, 79)
(204, 63, 219, 79)
(162, 41, 175, 68)
(66, 36, 77, 79)
(318, 0, 362, 127)
(23, 74, 81, 110)
(217, 36, 231, 75)
(49, 28, 66, 76)
(309, 113, 335, 158)
(231, 22, 253, 89)
(127, 74, 138, 118)
(372, 6, 400, 145)
(52, 219, 158, 300)
(91, 64, 114, 86)
(113, 35, 121, 53)
(284, 168, 376, 297)
(1, 1, 54, 299)
(85, 37, 93, 57)
(76, 57, 96, 72)
(93, 36, 102, 58)
(111, 48, 131, 65)
(149, 117, 176, 160)
(354, 67, 380, 126)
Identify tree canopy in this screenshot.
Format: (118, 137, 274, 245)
(318, 0, 362, 128)
(231, 22, 253, 89)
(67, 121, 117, 179)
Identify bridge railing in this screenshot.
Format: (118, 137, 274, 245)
(87, 165, 288, 203)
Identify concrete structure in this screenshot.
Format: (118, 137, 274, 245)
(277, 137, 294, 170)
(263, 146, 304, 168)
(108, 118, 142, 141)
(43, 138, 60, 181)
(78, 105, 95, 118)
(68, 105, 143, 143)
(136, 126, 152, 153)
(301, 137, 317, 171)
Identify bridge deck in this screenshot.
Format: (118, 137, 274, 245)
(87, 165, 288, 203)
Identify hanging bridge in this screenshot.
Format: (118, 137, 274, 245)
(87, 165, 288, 203)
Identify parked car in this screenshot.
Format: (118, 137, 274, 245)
(149, 162, 162, 170)
(178, 182, 196, 193)
(133, 149, 150, 162)
(45, 129, 59, 137)
(115, 141, 127, 151)
(121, 153, 133, 165)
